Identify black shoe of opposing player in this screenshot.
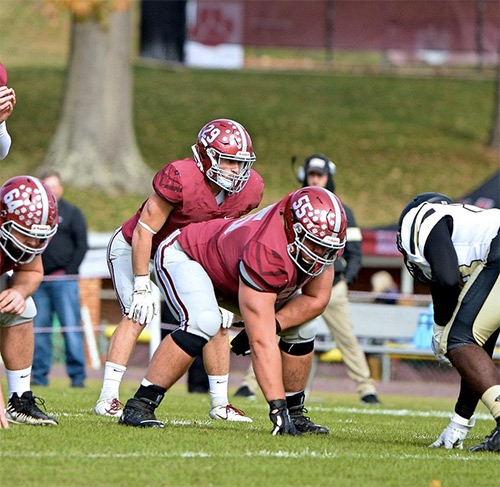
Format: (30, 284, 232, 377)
(119, 398, 165, 428)
(234, 385, 257, 400)
(469, 425, 500, 452)
(289, 405, 330, 434)
(360, 394, 381, 405)
(6, 391, 58, 426)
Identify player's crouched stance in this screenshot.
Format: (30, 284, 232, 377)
(119, 187, 347, 434)
(0, 176, 59, 426)
(397, 192, 500, 452)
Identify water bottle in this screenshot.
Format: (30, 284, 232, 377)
(413, 313, 428, 349)
(414, 303, 434, 349)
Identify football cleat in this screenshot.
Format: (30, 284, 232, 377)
(209, 404, 253, 422)
(469, 425, 500, 452)
(289, 405, 329, 434)
(93, 397, 124, 418)
(118, 398, 165, 428)
(234, 386, 257, 400)
(360, 394, 381, 405)
(6, 391, 58, 426)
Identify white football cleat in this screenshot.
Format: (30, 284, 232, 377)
(209, 404, 252, 422)
(93, 397, 124, 418)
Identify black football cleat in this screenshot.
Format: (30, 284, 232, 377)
(119, 398, 165, 428)
(469, 425, 500, 452)
(289, 405, 330, 434)
(360, 394, 381, 405)
(6, 391, 58, 426)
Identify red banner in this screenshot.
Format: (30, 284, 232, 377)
(235, 0, 500, 54)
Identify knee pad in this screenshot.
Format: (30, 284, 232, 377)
(171, 329, 207, 357)
(278, 319, 317, 343)
(195, 310, 223, 339)
(279, 339, 314, 356)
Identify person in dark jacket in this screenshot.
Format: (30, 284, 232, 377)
(235, 155, 381, 405)
(300, 154, 380, 404)
(32, 171, 88, 387)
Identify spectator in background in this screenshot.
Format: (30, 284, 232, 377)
(236, 154, 381, 405)
(301, 154, 381, 404)
(371, 270, 399, 305)
(397, 192, 500, 452)
(32, 171, 88, 388)
(1, 176, 59, 425)
(0, 62, 16, 160)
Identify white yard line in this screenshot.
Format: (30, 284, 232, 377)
(0, 449, 492, 462)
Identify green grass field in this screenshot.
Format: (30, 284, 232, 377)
(0, 379, 498, 487)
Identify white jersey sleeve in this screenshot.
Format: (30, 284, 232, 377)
(0, 121, 11, 160)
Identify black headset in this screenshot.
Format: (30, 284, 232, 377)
(295, 154, 336, 183)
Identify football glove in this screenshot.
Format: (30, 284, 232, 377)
(431, 325, 452, 367)
(269, 399, 300, 436)
(230, 328, 250, 356)
(128, 275, 157, 325)
(230, 319, 282, 356)
(429, 413, 476, 449)
(219, 307, 234, 329)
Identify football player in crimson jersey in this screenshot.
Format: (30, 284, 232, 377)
(0, 176, 59, 427)
(94, 119, 264, 421)
(397, 193, 500, 452)
(119, 187, 347, 435)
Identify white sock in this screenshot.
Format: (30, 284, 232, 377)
(6, 366, 32, 399)
(99, 362, 127, 400)
(208, 374, 229, 408)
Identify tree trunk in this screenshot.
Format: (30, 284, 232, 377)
(42, 9, 152, 194)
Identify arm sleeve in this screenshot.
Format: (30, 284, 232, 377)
(423, 217, 461, 326)
(0, 121, 11, 160)
(66, 207, 89, 275)
(343, 206, 362, 285)
(343, 239, 362, 285)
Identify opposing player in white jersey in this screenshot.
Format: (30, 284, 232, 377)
(119, 187, 347, 435)
(94, 119, 263, 421)
(397, 192, 500, 452)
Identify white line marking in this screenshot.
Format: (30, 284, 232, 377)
(0, 450, 493, 462)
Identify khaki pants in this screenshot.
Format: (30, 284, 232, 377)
(322, 280, 377, 397)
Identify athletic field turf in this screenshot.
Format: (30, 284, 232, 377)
(0, 378, 498, 487)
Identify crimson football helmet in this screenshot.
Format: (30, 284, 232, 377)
(191, 119, 256, 194)
(283, 187, 347, 276)
(0, 176, 58, 264)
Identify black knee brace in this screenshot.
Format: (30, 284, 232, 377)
(171, 329, 207, 357)
(279, 339, 314, 356)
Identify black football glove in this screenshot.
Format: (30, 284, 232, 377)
(269, 399, 301, 436)
(230, 328, 250, 356)
(230, 319, 282, 356)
